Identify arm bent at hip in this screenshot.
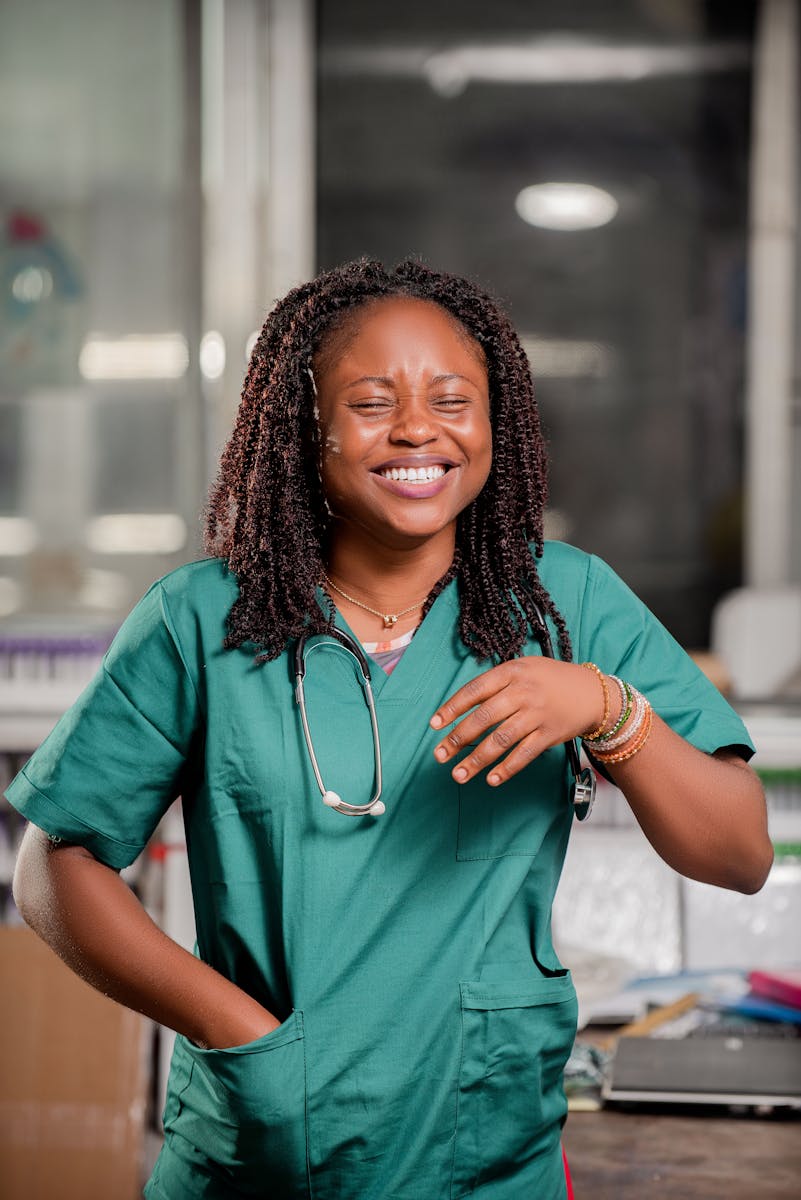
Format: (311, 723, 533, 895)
(12, 824, 280, 1050)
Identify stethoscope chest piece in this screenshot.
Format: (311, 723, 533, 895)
(571, 765, 596, 822)
(322, 787, 386, 816)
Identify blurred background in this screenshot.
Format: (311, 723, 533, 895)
(1, 0, 798, 641)
(1, 2, 800, 1194)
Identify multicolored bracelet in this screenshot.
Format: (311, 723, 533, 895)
(579, 665, 654, 765)
(588, 676, 631, 743)
(592, 701, 653, 764)
(594, 686, 648, 752)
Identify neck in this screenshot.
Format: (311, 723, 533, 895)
(324, 525, 456, 638)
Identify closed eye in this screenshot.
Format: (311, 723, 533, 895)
(349, 398, 394, 410)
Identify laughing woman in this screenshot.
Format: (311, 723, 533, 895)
(9, 259, 771, 1198)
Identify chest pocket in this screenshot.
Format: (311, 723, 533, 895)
(455, 745, 568, 861)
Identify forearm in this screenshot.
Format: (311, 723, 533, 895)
(13, 824, 279, 1049)
(603, 714, 773, 893)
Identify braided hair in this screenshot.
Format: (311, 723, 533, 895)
(204, 257, 572, 663)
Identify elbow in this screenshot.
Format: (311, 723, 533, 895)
(727, 839, 774, 895)
(12, 824, 58, 932)
(733, 840, 772, 897)
(12, 843, 42, 929)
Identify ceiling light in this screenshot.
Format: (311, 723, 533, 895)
(87, 514, 187, 555)
(520, 335, 614, 378)
(0, 517, 39, 556)
(79, 334, 189, 381)
(200, 331, 226, 380)
(515, 183, 618, 231)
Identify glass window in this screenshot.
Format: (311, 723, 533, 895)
(0, 0, 200, 619)
(317, 0, 756, 646)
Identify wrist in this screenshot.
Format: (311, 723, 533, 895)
(579, 663, 623, 740)
(194, 994, 280, 1050)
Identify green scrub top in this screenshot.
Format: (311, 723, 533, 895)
(6, 542, 754, 1199)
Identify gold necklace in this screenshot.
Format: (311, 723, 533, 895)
(322, 573, 427, 629)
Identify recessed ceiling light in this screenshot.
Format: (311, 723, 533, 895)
(515, 182, 618, 231)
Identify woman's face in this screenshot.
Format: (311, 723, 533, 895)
(314, 296, 492, 550)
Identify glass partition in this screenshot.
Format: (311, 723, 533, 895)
(317, 0, 756, 646)
(0, 0, 200, 621)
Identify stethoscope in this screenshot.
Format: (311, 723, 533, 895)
(294, 629, 385, 816)
(293, 608, 595, 822)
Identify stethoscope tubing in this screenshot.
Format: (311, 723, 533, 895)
(293, 612, 594, 821)
(294, 629, 385, 816)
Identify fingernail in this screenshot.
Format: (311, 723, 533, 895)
(487, 773, 500, 786)
(430, 714, 442, 729)
(453, 766, 468, 782)
(434, 746, 447, 762)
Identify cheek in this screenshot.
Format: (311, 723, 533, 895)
(472, 423, 493, 483)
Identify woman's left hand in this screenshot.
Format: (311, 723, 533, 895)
(430, 658, 604, 786)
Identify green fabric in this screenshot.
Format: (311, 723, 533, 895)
(6, 543, 754, 1199)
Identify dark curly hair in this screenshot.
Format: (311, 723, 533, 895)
(204, 257, 571, 664)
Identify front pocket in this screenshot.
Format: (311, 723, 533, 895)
(452, 975, 577, 1197)
(173, 1010, 310, 1198)
(455, 744, 568, 860)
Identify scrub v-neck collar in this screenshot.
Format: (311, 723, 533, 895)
(315, 577, 461, 704)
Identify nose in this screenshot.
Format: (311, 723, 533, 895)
(388, 396, 438, 445)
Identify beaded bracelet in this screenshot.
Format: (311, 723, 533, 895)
(593, 686, 648, 753)
(588, 676, 632, 744)
(596, 704, 653, 764)
(592, 701, 653, 764)
(580, 662, 610, 740)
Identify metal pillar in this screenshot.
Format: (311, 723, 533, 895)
(744, 0, 799, 585)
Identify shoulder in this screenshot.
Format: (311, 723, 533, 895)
(154, 557, 238, 614)
(534, 540, 594, 616)
(532, 541, 649, 654)
(115, 558, 239, 659)
(536, 539, 593, 580)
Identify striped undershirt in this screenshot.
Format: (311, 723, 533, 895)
(362, 627, 415, 676)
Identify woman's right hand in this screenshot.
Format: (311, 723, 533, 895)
(199, 1004, 282, 1051)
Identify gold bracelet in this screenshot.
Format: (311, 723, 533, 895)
(580, 662, 610, 740)
(593, 702, 653, 764)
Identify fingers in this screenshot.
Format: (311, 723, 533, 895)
(433, 694, 519, 765)
(430, 658, 565, 786)
(430, 662, 518, 731)
(439, 719, 548, 786)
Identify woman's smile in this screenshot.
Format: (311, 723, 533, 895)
(314, 296, 492, 548)
(372, 453, 458, 497)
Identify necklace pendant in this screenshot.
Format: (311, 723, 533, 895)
(384, 614, 398, 629)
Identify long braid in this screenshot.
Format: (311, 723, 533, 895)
(205, 258, 573, 664)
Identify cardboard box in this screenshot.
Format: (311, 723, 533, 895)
(0, 926, 148, 1200)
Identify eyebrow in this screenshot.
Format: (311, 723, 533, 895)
(344, 375, 395, 390)
(344, 372, 477, 390)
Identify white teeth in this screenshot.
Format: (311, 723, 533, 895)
(379, 465, 447, 483)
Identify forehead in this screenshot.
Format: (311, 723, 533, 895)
(315, 295, 486, 374)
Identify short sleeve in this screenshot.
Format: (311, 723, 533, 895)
(577, 555, 754, 761)
(4, 580, 201, 869)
